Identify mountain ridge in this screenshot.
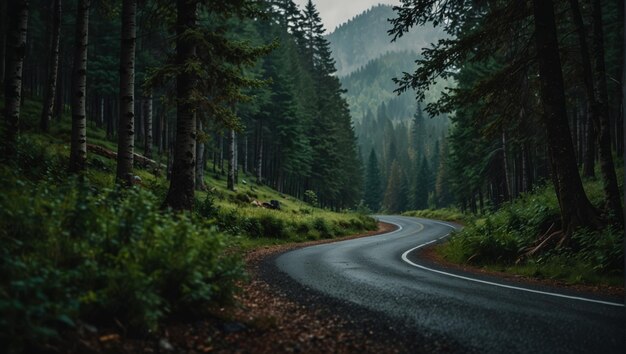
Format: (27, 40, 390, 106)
(326, 4, 445, 77)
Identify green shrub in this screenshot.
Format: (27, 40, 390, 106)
(258, 214, 288, 238)
(439, 181, 624, 286)
(312, 217, 333, 238)
(303, 190, 319, 207)
(572, 227, 624, 272)
(197, 192, 220, 219)
(0, 175, 244, 351)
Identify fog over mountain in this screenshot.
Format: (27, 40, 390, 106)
(326, 4, 445, 77)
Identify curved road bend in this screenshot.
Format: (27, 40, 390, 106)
(275, 215, 625, 353)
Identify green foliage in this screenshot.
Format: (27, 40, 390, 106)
(303, 190, 319, 207)
(402, 208, 467, 223)
(439, 181, 624, 286)
(382, 160, 409, 213)
(0, 170, 244, 351)
(364, 149, 382, 212)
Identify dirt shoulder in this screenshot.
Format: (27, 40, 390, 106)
(66, 222, 434, 354)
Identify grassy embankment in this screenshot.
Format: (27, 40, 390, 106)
(0, 98, 376, 351)
(403, 176, 624, 287)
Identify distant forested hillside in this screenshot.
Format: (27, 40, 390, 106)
(328, 8, 451, 213)
(326, 4, 445, 77)
(341, 50, 450, 123)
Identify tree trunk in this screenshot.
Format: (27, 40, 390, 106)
(115, 0, 137, 185)
(591, 0, 623, 225)
(257, 131, 263, 184)
(2, 0, 28, 160)
(0, 0, 7, 88)
(40, 0, 61, 132)
(217, 133, 223, 173)
(69, 0, 90, 173)
(244, 135, 248, 174)
(532, 0, 599, 235)
(196, 118, 206, 191)
(163, 0, 198, 210)
(156, 108, 164, 154)
(583, 110, 596, 177)
(501, 130, 511, 200)
(227, 128, 236, 191)
(569, 0, 598, 179)
(98, 96, 104, 128)
(54, 51, 64, 120)
(143, 92, 153, 158)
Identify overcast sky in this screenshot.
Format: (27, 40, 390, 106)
(293, 0, 400, 33)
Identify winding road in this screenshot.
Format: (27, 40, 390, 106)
(275, 215, 625, 353)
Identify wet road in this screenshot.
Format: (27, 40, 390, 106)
(275, 215, 625, 353)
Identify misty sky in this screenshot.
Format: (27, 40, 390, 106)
(293, 0, 400, 33)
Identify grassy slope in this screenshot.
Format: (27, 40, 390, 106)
(402, 177, 624, 287)
(10, 97, 376, 246)
(1, 97, 377, 351)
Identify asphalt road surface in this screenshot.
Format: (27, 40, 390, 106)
(275, 215, 625, 353)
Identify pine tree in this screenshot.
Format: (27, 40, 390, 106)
(116, 0, 137, 185)
(532, 0, 600, 234)
(383, 160, 409, 214)
(2, 0, 28, 160)
(69, 0, 90, 173)
(413, 156, 430, 210)
(163, 0, 198, 210)
(40, 0, 61, 132)
(364, 148, 382, 211)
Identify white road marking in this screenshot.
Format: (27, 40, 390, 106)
(387, 218, 625, 308)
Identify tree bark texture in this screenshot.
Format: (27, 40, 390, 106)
(163, 0, 198, 210)
(257, 130, 263, 184)
(143, 93, 153, 158)
(591, 0, 623, 225)
(1, 0, 9, 90)
(116, 0, 137, 184)
(532, 0, 599, 235)
(195, 118, 206, 191)
(40, 0, 61, 132)
(3, 0, 28, 160)
(69, 0, 90, 172)
(227, 128, 235, 191)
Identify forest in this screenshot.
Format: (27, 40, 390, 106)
(0, 0, 374, 351)
(0, 0, 624, 352)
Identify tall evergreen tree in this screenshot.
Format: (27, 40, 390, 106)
(413, 156, 430, 210)
(590, 0, 623, 225)
(40, 0, 61, 132)
(364, 148, 382, 211)
(69, 0, 90, 173)
(383, 160, 408, 213)
(163, 0, 198, 210)
(532, 0, 599, 235)
(2, 0, 28, 160)
(116, 0, 137, 185)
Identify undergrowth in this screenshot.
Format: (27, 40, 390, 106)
(0, 99, 377, 351)
(402, 208, 468, 223)
(438, 181, 624, 286)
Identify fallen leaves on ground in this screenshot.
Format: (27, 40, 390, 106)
(58, 223, 405, 353)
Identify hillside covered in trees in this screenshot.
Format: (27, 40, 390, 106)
(391, 0, 623, 286)
(0, 0, 375, 351)
(326, 4, 446, 77)
(0, 0, 624, 351)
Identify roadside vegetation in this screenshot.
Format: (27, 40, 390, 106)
(402, 208, 467, 224)
(0, 98, 375, 352)
(406, 175, 624, 287)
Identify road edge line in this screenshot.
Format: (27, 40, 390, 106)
(392, 218, 625, 308)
